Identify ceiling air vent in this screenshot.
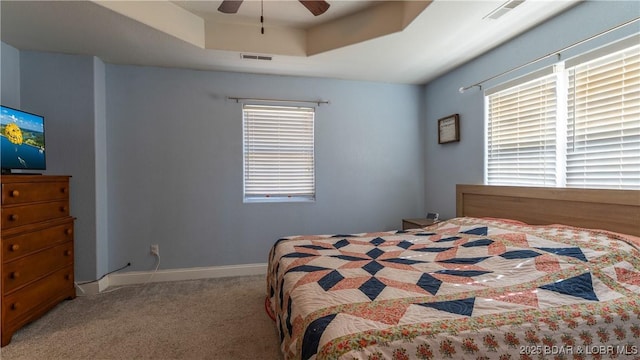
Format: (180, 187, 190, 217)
(241, 54, 273, 61)
(484, 0, 525, 20)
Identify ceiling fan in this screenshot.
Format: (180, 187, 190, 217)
(218, 0, 331, 17)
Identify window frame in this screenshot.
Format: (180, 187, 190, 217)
(242, 103, 316, 203)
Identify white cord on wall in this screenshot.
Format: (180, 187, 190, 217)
(143, 253, 161, 286)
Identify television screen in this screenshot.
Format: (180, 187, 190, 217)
(1, 105, 46, 171)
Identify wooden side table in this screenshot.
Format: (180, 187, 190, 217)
(402, 218, 439, 230)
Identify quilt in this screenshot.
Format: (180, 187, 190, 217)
(266, 217, 640, 360)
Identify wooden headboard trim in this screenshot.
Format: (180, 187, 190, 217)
(456, 184, 640, 236)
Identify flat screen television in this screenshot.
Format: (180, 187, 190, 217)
(1, 105, 46, 174)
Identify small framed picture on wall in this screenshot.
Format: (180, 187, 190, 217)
(438, 114, 460, 144)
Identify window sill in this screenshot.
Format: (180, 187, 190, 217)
(243, 197, 315, 204)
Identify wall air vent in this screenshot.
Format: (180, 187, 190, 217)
(241, 54, 273, 61)
(484, 0, 525, 20)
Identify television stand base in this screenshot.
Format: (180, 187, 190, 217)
(1, 169, 43, 175)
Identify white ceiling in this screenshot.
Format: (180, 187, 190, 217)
(0, 0, 579, 85)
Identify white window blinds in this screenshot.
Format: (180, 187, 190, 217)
(567, 45, 640, 189)
(243, 104, 315, 202)
(486, 39, 639, 190)
(487, 74, 558, 186)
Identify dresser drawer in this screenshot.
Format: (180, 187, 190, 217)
(1, 200, 69, 229)
(2, 266, 74, 326)
(1, 181, 69, 206)
(2, 218, 74, 262)
(3, 242, 73, 295)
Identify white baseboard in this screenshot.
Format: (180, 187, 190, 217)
(75, 276, 110, 296)
(76, 263, 267, 295)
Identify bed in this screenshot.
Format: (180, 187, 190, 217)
(266, 185, 640, 359)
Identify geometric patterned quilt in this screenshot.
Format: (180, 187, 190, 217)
(266, 217, 640, 360)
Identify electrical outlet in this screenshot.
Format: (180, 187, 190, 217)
(150, 244, 159, 257)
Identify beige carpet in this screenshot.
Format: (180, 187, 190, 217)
(0, 275, 283, 360)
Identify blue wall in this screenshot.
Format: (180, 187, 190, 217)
(18, 51, 108, 280)
(423, 1, 640, 219)
(1, 42, 20, 108)
(2, 44, 425, 279)
(93, 57, 109, 278)
(105, 66, 425, 271)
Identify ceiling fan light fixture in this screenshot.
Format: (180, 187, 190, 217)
(217, 0, 330, 16)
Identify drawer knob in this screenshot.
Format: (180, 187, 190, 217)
(10, 190, 19, 197)
(60, 206, 67, 212)
(65, 228, 73, 235)
(61, 187, 67, 194)
(11, 303, 19, 311)
(64, 274, 72, 280)
(10, 244, 20, 251)
(10, 271, 20, 279)
(64, 250, 72, 256)
(9, 214, 19, 221)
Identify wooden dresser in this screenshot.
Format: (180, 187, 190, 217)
(1, 175, 75, 346)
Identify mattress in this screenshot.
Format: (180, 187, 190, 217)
(266, 217, 640, 359)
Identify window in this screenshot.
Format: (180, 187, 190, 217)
(486, 73, 559, 186)
(243, 104, 315, 202)
(566, 46, 640, 189)
(486, 41, 640, 190)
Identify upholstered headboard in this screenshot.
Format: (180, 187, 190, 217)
(456, 184, 640, 236)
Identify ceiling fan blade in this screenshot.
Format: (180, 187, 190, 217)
(299, 1, 330, 16)
(218, 0, 243, 14)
